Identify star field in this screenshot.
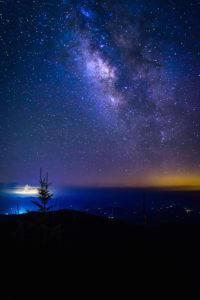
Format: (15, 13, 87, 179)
(0, 0, 200, 186)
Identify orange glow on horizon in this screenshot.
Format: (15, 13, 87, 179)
(138, 173, 200, 190)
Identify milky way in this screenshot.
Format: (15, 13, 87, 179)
(0, 0, 200, 186)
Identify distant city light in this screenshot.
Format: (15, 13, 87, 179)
(184, 208, 192, 214)
(12, 185, 38, 196)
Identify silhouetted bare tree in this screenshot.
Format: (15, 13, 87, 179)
(32, 169, 53, 213)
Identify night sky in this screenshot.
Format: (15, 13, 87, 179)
(0, 0, 200, 187)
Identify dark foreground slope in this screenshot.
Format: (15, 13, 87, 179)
(1, 210, 200, 297)
(1, 209, 200, 259)
(0, 210, 134, 257)
(0, 210, 200, 265)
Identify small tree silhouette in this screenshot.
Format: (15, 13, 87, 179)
(32, 169, 53, 213)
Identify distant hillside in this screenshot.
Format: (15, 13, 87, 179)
(1, 209, 200, 297)
(1, 209, 200, 260)
(0, 209, 134, 257)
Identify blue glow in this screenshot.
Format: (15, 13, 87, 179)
(80, 7, 93, 19)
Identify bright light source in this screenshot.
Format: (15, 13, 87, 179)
(13, 185, 38, 196)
